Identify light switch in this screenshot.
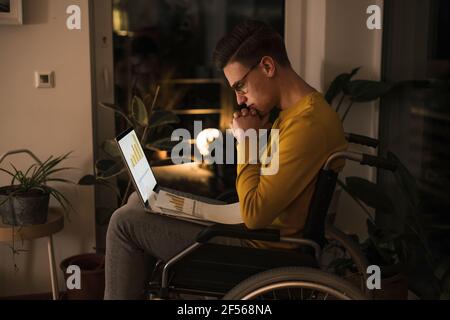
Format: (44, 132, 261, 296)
(35, 71, 55, 88)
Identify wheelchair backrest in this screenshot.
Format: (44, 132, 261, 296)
(301, 169, 338, 248)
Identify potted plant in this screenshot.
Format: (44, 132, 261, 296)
(0, 150, 74, 226)
(325, 68, 447, 299)
(323, 68, 407, 298)
(78, 86, 181, 226)
(0, 150, 76, 269)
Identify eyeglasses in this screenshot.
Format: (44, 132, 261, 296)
(231, 61, 260, 95)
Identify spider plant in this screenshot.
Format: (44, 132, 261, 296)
(0, 151, 76, 221)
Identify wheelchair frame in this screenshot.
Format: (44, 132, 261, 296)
(147, 133, 396, 300)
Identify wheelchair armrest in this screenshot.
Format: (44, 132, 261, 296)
(195, 223, 280, 243)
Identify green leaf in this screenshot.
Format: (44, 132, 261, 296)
(31, 152, 73, 184)
(349, 67, 360, 77)
(101, 139, 121, 158)
(46, 178, 76, 185)
(0, 167, 15, 178)
(325, 67, 361, 104)
(148, 110, 180, 129)
(99, 102, 133, 126)
(8, 162, 21, 185)
(345, 80, 392, 102)
(32, 166, 76, 187)
(45, 186, 75, 219)
(345, 177, 395, 215)
(78, 175, 96, 185)
(95, 159, 124, 179)
(131, 96, 148, 126)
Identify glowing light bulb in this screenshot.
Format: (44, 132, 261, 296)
(196, 128, 221, 156)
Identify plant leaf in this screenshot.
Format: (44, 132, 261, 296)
(345, 80, 393, 102)
(99, 102, 133, 126)
(31, 152, 73, 184)
(101, 139, 121, 158)
(325, 67, 361, 104)
(45, 186, 74, 219)
(95, 159, 123, 178)
(95, 159, 125, 179)
(148, 110, 180, 129)
(78, 175, 97, 185)
(0, 167, 15, 178)
(131, 96, 148, 126)
(46, 178, 76, 185)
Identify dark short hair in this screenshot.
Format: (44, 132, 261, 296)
(213, 20, 291, 69)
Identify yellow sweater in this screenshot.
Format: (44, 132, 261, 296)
(236, 92, 347, 249)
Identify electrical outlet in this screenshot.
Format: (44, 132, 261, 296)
(35, 71, 55, 88)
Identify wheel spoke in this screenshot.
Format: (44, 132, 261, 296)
(224, 268, 364, 300)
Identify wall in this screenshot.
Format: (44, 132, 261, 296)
(0, 0, 385, 296)
(0, 0, 95, 297)
(286, 0, 384, 239)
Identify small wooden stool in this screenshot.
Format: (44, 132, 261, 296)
(0, 208, 64, 300)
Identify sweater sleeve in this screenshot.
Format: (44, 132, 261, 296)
(236, 118, 328, 229)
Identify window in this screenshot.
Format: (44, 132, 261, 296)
(111, 0, 285, 197)
(380, 0, 450, 291)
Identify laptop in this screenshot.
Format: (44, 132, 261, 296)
(115, 127, 225, 218)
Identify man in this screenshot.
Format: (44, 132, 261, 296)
(216, 20, 347, 249)
(104, 20, 346, 299)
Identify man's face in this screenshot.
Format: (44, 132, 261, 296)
(223, 60, 277, 117)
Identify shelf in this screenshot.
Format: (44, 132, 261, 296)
(173, 109, 222, 115)
(0, 208, 64, 242)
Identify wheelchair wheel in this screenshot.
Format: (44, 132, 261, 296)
(323, 224, 371, 297)
(223, 267, 366, 300)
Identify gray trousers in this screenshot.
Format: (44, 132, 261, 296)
(104, 191, 244, 300)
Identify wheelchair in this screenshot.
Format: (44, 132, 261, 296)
(146, 133, 396, 300)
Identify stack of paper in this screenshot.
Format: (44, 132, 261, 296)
(149, 190, 243, 225)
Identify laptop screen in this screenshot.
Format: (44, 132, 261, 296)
(116, 128, 157, 205)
